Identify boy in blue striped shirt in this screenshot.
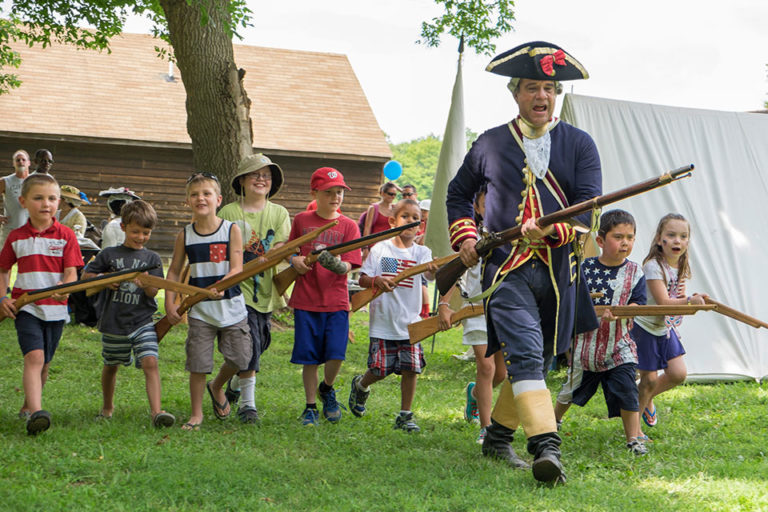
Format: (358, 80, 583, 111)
(165, 172, 252, 431)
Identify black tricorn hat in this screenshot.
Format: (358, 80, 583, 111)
(486, 41, 589, 81)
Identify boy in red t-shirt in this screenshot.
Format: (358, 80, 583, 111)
(0, 174, 83, 435)
(287, 167, 362, 425)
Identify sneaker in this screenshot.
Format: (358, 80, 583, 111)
(348, 375, 370, 417)
(627, 439, 649, 456)
(237, 405, 260, 424)
(26, 410, 51, 436)
(319, 387, 344, 423)
(300, 407, 319, 426)
(476, 426, 487, 445)
(225, 378, 241, 405)
(394, 412, 420, 433)
(464, 382, 479, 423)
(452, 348, 476, 362)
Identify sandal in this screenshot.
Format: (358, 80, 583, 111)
(642, 406, 657, 427)
(181, 422, 200, 431)
(206, 381, 230, 419)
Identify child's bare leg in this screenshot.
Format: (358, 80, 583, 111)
(621, 409, 642, 441)
(22, 350, 45, 412)
(647, 355, 687, 399)
(492, 351, 507, 387)
(400, 370, 418, 411)
(638, 369, 658, 414)
(140, 356, 163, 417)
(210, 362, 238, 401)
(473, 345, 495, 427)
(187, 372, 206, 425)
(359, 369, 385, 389)
(322, 359, 343, 388)
(303, 364, 319, 403)
(101, 364, 119, 417)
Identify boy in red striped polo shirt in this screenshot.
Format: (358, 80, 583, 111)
(0, 173, 83, 435)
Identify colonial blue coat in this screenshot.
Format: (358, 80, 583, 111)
(446, 119, 602, 355)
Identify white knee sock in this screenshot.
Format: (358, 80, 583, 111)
(239, 376, 256, 408)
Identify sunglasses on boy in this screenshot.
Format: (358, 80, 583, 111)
(401, 192, 414, 197)
(187, 172, 219, 183)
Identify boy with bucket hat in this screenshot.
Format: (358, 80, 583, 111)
(446, 41, 602, 484)
(217, 153, 291, 423)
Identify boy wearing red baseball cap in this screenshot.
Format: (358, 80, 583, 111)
(286, 167, 362, 426)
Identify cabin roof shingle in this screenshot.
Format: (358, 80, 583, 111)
(0, 32, 391, 159)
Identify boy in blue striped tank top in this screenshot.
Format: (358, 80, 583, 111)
(165, 172, 252, 431)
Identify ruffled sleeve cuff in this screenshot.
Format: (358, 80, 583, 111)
(449, 217, 478, 251)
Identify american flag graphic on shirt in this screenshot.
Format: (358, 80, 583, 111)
(381, 256, 417, 288)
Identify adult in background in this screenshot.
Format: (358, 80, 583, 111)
(401, 184, 417, 201)
(99, 187, 141, 249)
(446, 41, 601, 484)
(33, 149, 54, 175)
(360, 181, 398, 261)
(0, 150, 31, 248)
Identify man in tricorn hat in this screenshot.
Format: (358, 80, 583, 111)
(446, 41, 601, 484)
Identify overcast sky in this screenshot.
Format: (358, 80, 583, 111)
(124, 0, 767, 143)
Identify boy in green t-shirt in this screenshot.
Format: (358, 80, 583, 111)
(217, 154, 291, 423)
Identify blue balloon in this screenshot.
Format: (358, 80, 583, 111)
(383, 160, 403, 180)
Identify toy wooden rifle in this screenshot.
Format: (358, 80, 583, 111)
(593, 304, 717, 318)
(85, 273, 219, 299)
(407, 304, 483, 344)
(406, 291, 605, 344)
(435, 164, 695, 295)
(0, 264, 159, 322)
(272, 221, 421, 296)
(154, 220, 338, 341)
(350, 254, 458, 312)
(704, 298, 768, 329)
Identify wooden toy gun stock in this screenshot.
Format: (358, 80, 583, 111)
(704, 298, 768, 329)
(0, 264, 159, 322)
(593, 304, 716, 318)
(272, 221, 420, 296)
(154, 219, 339, 341)
(435, 164, 695, 295)
(407, 304, 483, 344)
(85, 273, 219, 299)
(350, 253, 458, 312)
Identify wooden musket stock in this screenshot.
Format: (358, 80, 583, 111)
(435, 164, 694, 295)
(407, 304, 483, 344)
(154, 220, 338, 341)
(593, 304, 716, 318)
(704, 298, 768, 329)
(350, 254, 458, 312)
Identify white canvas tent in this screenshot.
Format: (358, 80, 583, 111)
(561, 94, 768, 382)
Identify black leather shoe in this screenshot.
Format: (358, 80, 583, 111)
(481, 420, 530, 469)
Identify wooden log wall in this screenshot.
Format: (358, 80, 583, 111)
(0, 136, 386, 259)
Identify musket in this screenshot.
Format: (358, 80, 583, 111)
(407, 304, 483, 344)
(593, 304, 716, 318)
(350, 254, 458, 312)
(85, 273, 219, 299)
(154, 219, 338, 341)
(435, 164, 695, 295)
(0, 264, 159, 322)
(272, 221, 421, 296)
(704, 298, 768, 329)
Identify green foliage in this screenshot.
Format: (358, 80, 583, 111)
(389, 128, 478, 200)
(420, 0, 516, 56)
(0, 0, 253, 94)
(1, 313, 767, 510)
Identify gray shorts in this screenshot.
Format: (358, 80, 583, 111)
(185, 317, 252, 374)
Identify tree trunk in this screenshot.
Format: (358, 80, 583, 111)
(158, 0, 253, 204)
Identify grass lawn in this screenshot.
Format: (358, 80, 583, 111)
(1, 308, 767, 511)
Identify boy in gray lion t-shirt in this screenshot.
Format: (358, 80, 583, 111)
(82, 200, 175, 428)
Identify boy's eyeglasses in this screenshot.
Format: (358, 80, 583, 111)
(246, 172, 272, 181)
(187, 172, 219, 183)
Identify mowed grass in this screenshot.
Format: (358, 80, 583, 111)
(1, 310, 767, 511)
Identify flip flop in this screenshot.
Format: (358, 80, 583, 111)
(206, 381, 230, 420)
(152, 411, 176, 428)
(642, 406, 657, 427)
(181, 422, 200, 431)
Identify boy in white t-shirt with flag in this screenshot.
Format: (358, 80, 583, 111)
(349, 199, 436, 432)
